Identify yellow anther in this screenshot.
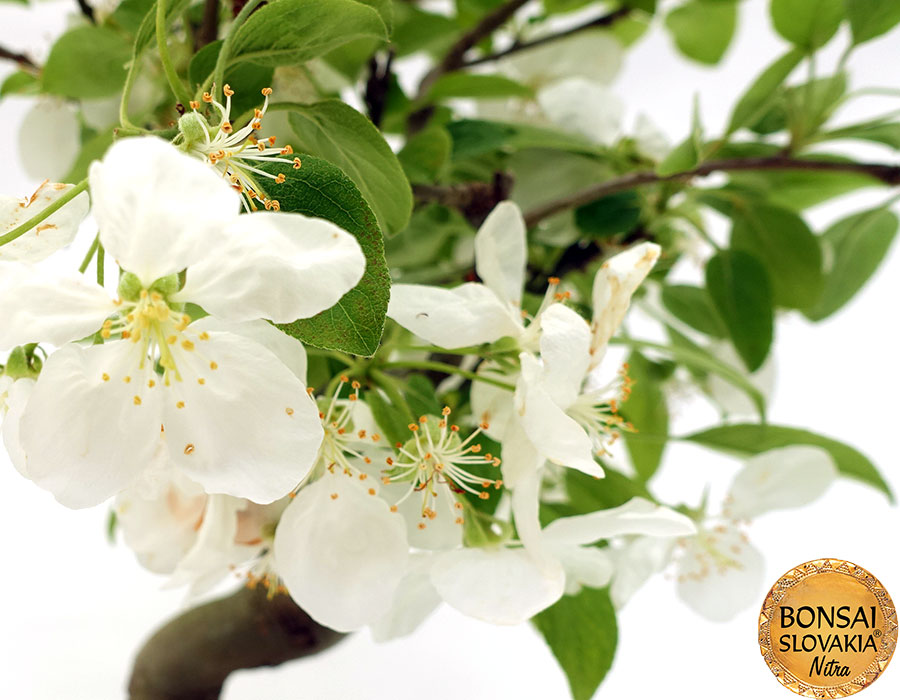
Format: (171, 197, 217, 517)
(223, 84, 234, 97)
(133, 396, 142, 406)
(330, 493, 339, 500)
(202, 92, 213, 103)
(148, 379, 156, 388)
(197, 378, 205, 385)
(261, 87, 273, 96)
(199, 332, 210, 341)
(102, 373, 110, 382)
(293, 157, 302, 169)
(368, 488, 376, 496)
(210, 361, 218, 370)
(176, 401, 185, 409)
(189, 100, 199, 110)
(182, 340, 195, 351)
(275, 173, 286, 184)
(123, 376, 131, 383)
(285, 407, 294, 416)
(184, 443, 195, 455)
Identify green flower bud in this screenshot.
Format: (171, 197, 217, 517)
(118, 271, 143, 302)
(150, 274, 180, 298)
(4, 345, 43, 380)
(178, 111, 211, 147)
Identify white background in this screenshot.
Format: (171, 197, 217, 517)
(1, 1, 899, 698)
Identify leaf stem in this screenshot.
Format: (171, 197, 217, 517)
(157, 0, 193, 107)
(0, 179, 89, 249)
(78, 234, 100, 273)
(380, 360, 516, 391)
(209, 0, 263, 100)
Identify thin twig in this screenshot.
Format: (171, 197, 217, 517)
(364, 49, 394, 128)
(416, 0, 531, 98)
(195, 0, 220, 50)
(0, 45, 37, 69)
(74, 0, 96, 23)
(524, 156, 900, 227)
(413, 172, 514, 227)
(462, 6, 631, 68)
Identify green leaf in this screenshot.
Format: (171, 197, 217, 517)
(108, 0, 156, 34)
(446, 119, 597, 159)
(727, 49, 804, 134)
(366, 387, 411, 446)
(287, 100, 412, 236)
(726, 165, 881, 211)
(63, 129, 116, 183)
(661, 285, 727, 338)
(684, 424, 893, 501)
(730, 205, 823, 309)
(229, 0, 388, 67)
(818, 119, 900, 150)
(845, 0, 900, 44)
(0, 70, 38, 98)
(132, 0, 192, 57)
(705, 250, 774, 372)
(259, 156, 390, 356)
(42, 26, 131, 98)
(425, 73, 534, 102)
(656, 136, 698, 176)
(771, 0, 845, 49)
(391, 3, 459, 57)
(188, 41, 274, 119)
(399, 126, 452, 183)
(574, 191, 642, 238)
(806, 207, 898, 320)
(621, 352, 669, 482)
(657, 95, 703, 176)
(404, 375, 443, 417)
(665, 0, 737, 65)
(533, 587, 618, 700)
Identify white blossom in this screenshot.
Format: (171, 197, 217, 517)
(0, 137, 366, 508)
(0, 180, 89, 262)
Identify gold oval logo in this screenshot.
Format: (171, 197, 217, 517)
(759, 559, 897, 696)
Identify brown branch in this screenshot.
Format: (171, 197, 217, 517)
(75, 0, 96, 23)
(416, 0, 531, 98)
(195, 0, 220, 50)
(524, 156, 900, 228)
(0, 45, 37, 70)
(128, 586, 345, 700)
(413, 172, 514, 227)
(462, 6, 632, 68)
(364, 50, 394, 129)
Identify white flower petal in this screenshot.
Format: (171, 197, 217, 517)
(538, 303, 591, 410)
(430, 546, 564, 625)
(174, 212, 365, 323)
(542, 497, 696, 546)
(537, 79, 623, 146)
(474, 201, 527, 309)
(387, 282, 523, 348)
(19, 341, 161, 508)
(590, 242, 660, 367)
(18, 99, 80, 181)
(726, 446, 837, 521)
(498, 416, 544, 490)
(0, 182, 89, 263)
(1, 377, 34, 478)
(189, 317, 307, 382)
(115, 473, 206, 574)
(274, 473, 409, 632)
(469, 363, 517, 442)
(0, 262, 117, 347)
(397, 484, 463, 550)
(550, 543, 614, 594)
(502, 30, 623, 87)
(161, 330, 322, 504)
(707, 339, 776, 417)
(370, 553, 442, 642)
(609, 536, 675, 608)
(676, 529, 765, 622)
(516, 354, 602, 477)
(169, 494, 259, 596)
(89, 137, 240, 283)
